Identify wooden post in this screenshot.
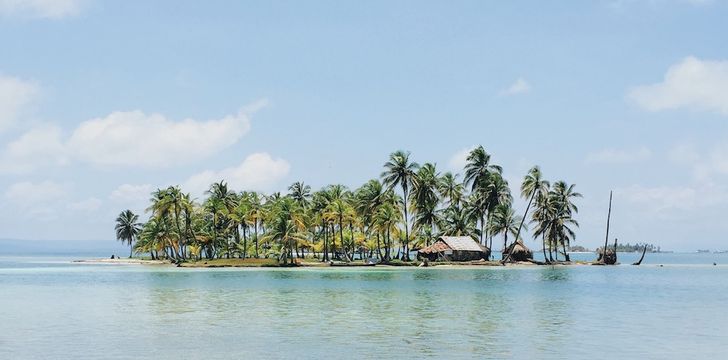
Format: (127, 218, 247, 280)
(601, 191, 613, 263)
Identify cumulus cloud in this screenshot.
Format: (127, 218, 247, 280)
(0, 125, 67, 173)
(4, 180, 67, 205)
(500, 78, 531, 96)
(0, 74, 38, 132)
(0, 0, 85, 19)
(0, 101, 267, 172)
(629, 56, 728, 116)
(585, 146, 652, 164)
(183, 152, 290, 197)
(67, 109, 253, 167)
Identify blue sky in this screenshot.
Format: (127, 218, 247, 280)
(1, 0, 728, 251)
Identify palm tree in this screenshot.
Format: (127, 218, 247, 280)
(355, 179, 386, 258)
(115, 209, 142, 258)
(463, 146, 502, 244)
(488, 204, 524, 256)
(502, 166, 549, 263)
(440, 203, 479, 240)
(373, 194, 402, 262)
(438, 172, 463, 208)
(551, 181, 582, 261)
(381, 150, 419, 260)
(206, 181, 238, 258)
(323, 185, 354, 261)
(289, 181, 312, 209)
(261, 197, 307, 265)
(411, 163, 441, 246)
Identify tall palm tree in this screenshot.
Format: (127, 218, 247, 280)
(438, 172, 463, 208)
(289, 181, 312, 209)
(381, 150, 419, 260)
(206, 181, 238, 258)
(463, 146, 502, 243)
(551, 181, 582, 261)
(411, 163, 441, 246)
(503, 166, 549, 263)
(355, 179, 386, 258)
(261, 197, 307, 265)
(115, 209, 142, 258)
(373, 194, 402, 262)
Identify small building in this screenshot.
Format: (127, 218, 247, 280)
(502, 240, 533, 262)
(417, 236, 490, 262)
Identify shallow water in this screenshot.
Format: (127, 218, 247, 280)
(1, 253, 727, 359)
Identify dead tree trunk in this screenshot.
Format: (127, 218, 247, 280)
(632, 245, 647, 265)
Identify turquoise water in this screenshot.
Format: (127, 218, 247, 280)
(1, 253, 727, 359)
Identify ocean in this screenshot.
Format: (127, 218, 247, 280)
(1, 251, 726, 359)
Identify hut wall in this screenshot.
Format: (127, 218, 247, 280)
(451, 250, 488, 261)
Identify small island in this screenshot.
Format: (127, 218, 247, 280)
(112, 146, 590, 268)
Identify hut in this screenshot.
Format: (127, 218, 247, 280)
(502, 240, 533, 262)
(417, 236, 490, 262)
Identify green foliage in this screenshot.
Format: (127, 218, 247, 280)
(115, 147, 581, 263)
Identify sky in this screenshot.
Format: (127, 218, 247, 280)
(1, 0, 728, 251)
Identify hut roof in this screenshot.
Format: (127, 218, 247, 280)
(440, 236, 486, 252)
(417, 240, 451, 255)
(418, 236, 489, 255)
(507, 240, 532, 254)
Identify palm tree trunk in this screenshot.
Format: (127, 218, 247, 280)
(242, 226, 248, 259)
(502, 191, 535, 264)
(129, 241, 133, 258)
(403, 187, 410, 261)
(254, 221, 259, 258)
(376, 232, 383, 260)
(542, 234, 548, 263)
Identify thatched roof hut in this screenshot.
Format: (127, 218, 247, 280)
(417, 236, 490, 262)
(502, 240, 533, 262)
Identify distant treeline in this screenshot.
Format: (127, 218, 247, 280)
(589, 242, 660, 253)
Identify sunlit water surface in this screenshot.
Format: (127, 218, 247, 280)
(1, 252, 727, 359)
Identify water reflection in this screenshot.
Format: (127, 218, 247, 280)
(540, 266, 571, 282)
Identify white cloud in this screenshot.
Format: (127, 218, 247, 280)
(585, 146, 652, 164)
(0, 124, 67, 174)
(4, 180, 67, 205)
(183, 152, 290, 197)
(66, 108, 254, 167)
(0, 0, 84, 19)
(109, 184, 152, 203)
(617, 182, 727, 214)
(67, 197, 101, 212)
(0, 74, 38, 132)
(0, 100, 267, 172)
(629, 56, 728, 116)
(448, 146, 476, 172)
(500, 78, 531, 96)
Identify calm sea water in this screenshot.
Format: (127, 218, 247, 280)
(1, 252, 727, 359)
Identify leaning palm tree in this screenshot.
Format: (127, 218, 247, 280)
(381, 150, 419, 260)
(502, 166, 549, 264)
(115, 209, 142, 258)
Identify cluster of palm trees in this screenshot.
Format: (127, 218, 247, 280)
(115, 146, 581, 264)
